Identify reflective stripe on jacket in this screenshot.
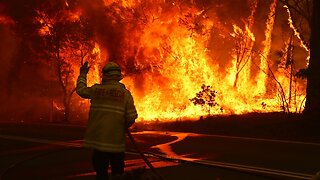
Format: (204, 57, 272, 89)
(76, 73, 138, 152)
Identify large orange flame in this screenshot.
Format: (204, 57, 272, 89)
(43, 0, 307, 121)
(283, 4, 309, 64)
(255, 0, 277, 95)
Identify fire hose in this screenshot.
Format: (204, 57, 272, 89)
(126, 130, 164, 180)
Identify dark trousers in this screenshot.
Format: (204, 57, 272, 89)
(92, 149, 125, 180)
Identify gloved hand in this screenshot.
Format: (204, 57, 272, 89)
(80, 62, 89, 75)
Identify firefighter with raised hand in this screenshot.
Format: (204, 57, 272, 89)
(76, 61, 138, 180)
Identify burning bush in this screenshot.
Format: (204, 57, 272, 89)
(189, 84, 221, 116)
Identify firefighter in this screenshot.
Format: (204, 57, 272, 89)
(76, 61, 138, 180)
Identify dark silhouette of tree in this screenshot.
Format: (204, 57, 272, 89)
(279, 0, 320, 119)
(305, 0, 320, 119)
(275, 34, 305, 112)
(251, 48, 301, 113)
(189, 84, 220, 116)
(68, 18, 96, 65)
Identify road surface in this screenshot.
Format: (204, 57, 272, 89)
(0, 122, 319, 179)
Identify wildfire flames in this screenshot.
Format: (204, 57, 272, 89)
(1, 0, 309, 121)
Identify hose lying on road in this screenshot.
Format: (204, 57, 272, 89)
(127, 130, 164, 180)
(1, 133, 315, 180)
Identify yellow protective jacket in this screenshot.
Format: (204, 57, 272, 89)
(76, 73, 138, 152)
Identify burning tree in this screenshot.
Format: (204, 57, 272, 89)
(189, 84, 220, 116)
(34, 1, 95, 122)
(253, 46, 302, 113)
(274, 34, 308, 113)
(279, 0, 320, 119)
(230, 25, 255, 88)
(1, 0, 316, 121)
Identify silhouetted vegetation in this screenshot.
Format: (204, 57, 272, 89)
(279, 0, 320, 119)
(189, 84, 221, 116)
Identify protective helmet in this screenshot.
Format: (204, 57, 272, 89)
(102, 62, 123, 80)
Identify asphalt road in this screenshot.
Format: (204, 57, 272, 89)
(0, 122, 319, 180)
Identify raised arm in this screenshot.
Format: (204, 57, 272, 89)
(76, 62, 93, 99)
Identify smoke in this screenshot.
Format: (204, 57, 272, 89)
(0, 3, 18, 118)
(79, 0, 126, 62)
(0, 25, 15, 91)
(0, 0, 65, 121)
(0, 21, 58, 121)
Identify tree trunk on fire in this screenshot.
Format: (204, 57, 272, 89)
(62, 88, 76, 123)
(55, 37, 72, 123)
(233, 72, 239, 88)
(304, 0, 320, 120)
(62, 94, 69, 123)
